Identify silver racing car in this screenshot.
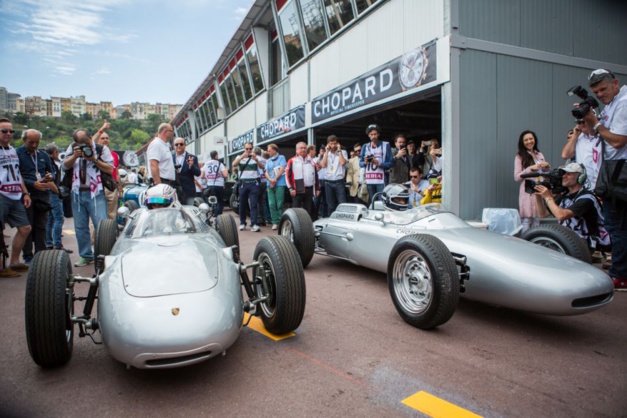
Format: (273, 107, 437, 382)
(279, 203, 613, 330)
(25, 204, 306, 369)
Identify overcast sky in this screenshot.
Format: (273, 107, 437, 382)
(0, 0, 254, 105)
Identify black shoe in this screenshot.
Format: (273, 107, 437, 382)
(55, 246, 73, 254)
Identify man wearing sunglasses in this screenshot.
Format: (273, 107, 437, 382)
(582, 69, 627, 290)
(171, 138, 200, 204)
(232, 142, 264, 232)
(0, 118, 32, 276)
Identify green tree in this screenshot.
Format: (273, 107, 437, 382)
(81, 113, 92, 121)
(97, 110, 111, 120)
(121, 110, 132, 119)
(62, 111, 77, 124)
(130, 128, 149, 145)
(12, 112, 29, 125)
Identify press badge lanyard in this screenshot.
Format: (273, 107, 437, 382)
(31, 152, 41, 181)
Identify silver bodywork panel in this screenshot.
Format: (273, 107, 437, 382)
(98, 207, 243, 369)
(314, 203, 613, 315)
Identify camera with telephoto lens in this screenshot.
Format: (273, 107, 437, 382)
(74, 143, 93, 158)
(567, 85, 599, 121)
(521, 169, 566, 195)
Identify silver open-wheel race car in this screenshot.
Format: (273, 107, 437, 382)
(278, 203, 614, 331)
(24, 201, 306, 369)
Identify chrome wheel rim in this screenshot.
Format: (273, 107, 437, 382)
(392, 249, 433, 314)
(529, 236, 566, 254)
(255, 253, 276, 318)
(280, 220, 294, 243)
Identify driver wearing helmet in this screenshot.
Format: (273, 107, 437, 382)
(382, 184, 410, 211)
(144, 184, 180, 209)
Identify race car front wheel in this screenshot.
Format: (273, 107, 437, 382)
(25, 250, 75, 367)
(279, 208, 315, 268)
(95, 218, 118, 273)
(522, 224, 592, 263)
(252, 236, 306, 335)
(387, 234, 459, 330)
(215, 214, 239, 248)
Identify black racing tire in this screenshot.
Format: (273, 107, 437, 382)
(522, 224, 592, 263)
(278, 208, 315, 268)
(387, 234, 459, 330)
(95, 219, 118, 273)
(229, 194, 239, 211)
(25, 250, 74, 367)
(215, 214, 239, 248)
(124, 199, 139, 213)
(253, 235, 306, 334)
(192, 197, 205, 207)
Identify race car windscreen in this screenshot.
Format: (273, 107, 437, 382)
(125, 208, 208, 238)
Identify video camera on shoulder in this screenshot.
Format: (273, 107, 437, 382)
(520, 169, 566, 195)
(567, 85, 599, 121)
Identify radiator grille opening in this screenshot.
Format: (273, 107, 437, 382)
(145, 351, 212, 367)
(571, 293, 613, 308)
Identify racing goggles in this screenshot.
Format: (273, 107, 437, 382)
(146, 196, 172, 206)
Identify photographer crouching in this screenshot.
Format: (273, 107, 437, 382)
(534, 163, 611, 267)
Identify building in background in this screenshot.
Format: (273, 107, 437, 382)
(169, 0, 627, 219)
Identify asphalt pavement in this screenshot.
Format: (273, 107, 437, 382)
(0, 211, 626, 418)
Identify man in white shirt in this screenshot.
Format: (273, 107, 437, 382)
(203, 150, 228, 215)
(286, 142, 319, 219)
(561, 122, 601, 188)
(404, 167, 430, 208)
(319, 135, 348, 215)
(147, 123, 176, 186)
(127, 169, 138, 185)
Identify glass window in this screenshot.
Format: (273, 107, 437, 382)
(194, 108, 203, 134)
(204, 101, 214, 126)
(219, 82, 232, 115)
(208, 95, 218, 122)
(270, 39, 282, 86)
(323, 0, 355, 35)
(298, 0, 328, 51)
(199, 103, 209, 131)
(278, 1, 305, 66)
(230, 69, 246, 106)
(354, 0, 376, 14)
(246, 46, 265, 93)
(225, 75, 240, 110)
(237, 60, 253, 101)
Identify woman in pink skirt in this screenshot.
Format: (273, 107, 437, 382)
(514, 130, 550, 232)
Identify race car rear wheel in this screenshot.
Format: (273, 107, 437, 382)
(253, 235, 306, 334)
(522, 224, 592, 263)
(387, 234, 459, 330)
(25, 250, 74, 367)
(124, 199, 139, 213)
(95, 218, 118, 272)
(279, 208, 314, 268)
(215, 214, 239, 248)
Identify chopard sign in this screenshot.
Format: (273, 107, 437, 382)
(257, 104, 306, 143)
(311, 41, 437, 124)
(229, 129, 254, 154)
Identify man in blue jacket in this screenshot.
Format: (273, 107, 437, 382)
(17, 129, 57, 264)
(360, 124, 394, 205)
(171, 138, 200, 204)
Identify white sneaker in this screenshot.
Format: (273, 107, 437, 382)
(251, 225, 260, 232)
(239, 224, 246, 231)
(272, 224, 278, 230)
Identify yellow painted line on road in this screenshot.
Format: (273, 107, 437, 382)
(402, 391, 482, 418)
(243, 313, 295, 341)
(63, 229, 75, 235)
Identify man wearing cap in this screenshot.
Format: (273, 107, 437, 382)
(582, 69, 627, 290)
(360, 124, 393, 205)
(534, 163, 610, 264)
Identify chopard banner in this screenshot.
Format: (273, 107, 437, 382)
(311, 41, 437, 124)
(229, 129, 254, 154)
(257, 104, 306, 143)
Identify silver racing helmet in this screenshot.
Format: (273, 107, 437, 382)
(382, 183, 410, 211)
(144, 184, 179, 209)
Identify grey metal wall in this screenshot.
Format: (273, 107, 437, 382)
(458, 48, 627, 219)
(458, 0, 627, 64)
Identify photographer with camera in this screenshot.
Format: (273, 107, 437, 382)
(534, 163, 610, 258)
(232, 141, 264, 232)
(389, 134, 411, 184)
(579, 69, 627, 290)
(63, 128, 114, 267)
(561, 121, 601, 188)
(319, 135, 348, 215)
(360, 124, 393, 205)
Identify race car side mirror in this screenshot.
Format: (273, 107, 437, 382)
(198, 203, 210, 214)
(117, 206, 130, 219)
